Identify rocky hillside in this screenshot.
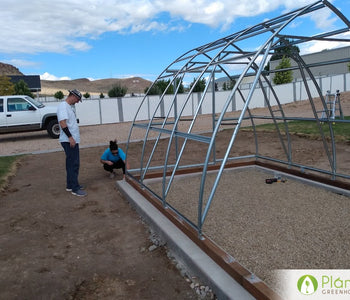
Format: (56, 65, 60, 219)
(0, 62, 152, 95)
(0, 62, 23, 76)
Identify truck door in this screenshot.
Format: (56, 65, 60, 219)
(0, 98, 6, 130)
(6, 97, 41, 130)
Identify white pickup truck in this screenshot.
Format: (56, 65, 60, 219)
(0, 95, 59, 139)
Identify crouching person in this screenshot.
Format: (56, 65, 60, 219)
(100, 140, 127, 179)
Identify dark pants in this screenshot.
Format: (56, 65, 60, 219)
(61, 142, 80, 192)
(103, 159, 125, 174)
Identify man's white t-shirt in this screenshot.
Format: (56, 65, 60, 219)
(57, 101, 80, 143)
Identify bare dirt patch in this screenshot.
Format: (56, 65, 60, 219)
(0, 148, 207, 300)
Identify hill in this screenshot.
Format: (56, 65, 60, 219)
(41, 77, 153, 96)
(0, 62, 23, 76)
(0, 62, 152, 95)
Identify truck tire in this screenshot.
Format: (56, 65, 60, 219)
(47, 119, 60, 139)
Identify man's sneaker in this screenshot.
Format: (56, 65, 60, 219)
(66, 185, 85, 192)
(71, 189, 87, 197)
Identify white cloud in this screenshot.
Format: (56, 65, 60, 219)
(0, 0, 339, 55)
(300, 32, 350, 55)
(40, 72, 71, 81)
(4, 59, 39, 68)
(309, 7, 338, 30)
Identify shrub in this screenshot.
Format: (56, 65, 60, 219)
(108, 85, 127, 98)
(54, 90, 64, 100)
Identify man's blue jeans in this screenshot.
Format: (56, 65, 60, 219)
(61, 142, 80, 192)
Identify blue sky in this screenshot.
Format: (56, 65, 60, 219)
(0, 0, 349, 83)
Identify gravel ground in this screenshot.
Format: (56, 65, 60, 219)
(145, 166, 350, 296)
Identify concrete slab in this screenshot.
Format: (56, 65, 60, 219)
(116, 180, 256, 300)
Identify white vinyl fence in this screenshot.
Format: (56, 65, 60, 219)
(42, 73, 350, 126)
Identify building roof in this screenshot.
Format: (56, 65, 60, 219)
(9, 75, 41, 92)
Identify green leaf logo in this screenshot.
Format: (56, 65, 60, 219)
(297, 275, 318, 295)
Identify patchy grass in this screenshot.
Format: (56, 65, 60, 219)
(247, 116, 350, 142)
(0, 156, 20, 191)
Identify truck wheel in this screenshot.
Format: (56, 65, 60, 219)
(47, 119, 60, 139)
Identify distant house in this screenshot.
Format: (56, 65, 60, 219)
(9, 75, 41, 92)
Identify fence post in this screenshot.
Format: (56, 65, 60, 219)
(344, 73, 347, 92)
(117, 97, 124, 122)
(98, 98, 102, 124)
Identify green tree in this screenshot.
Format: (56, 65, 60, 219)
(271, 41, 300, 61)
(145, 79, 184, 95)
(156, 80, 169, 94)
(54, 90, 64, 100)
(0, 76, 15, 95)
(190, 77, 206, 92)
(273, 56, 293, 85)
(14, 80, 34, 98)
(265, 39, 300, 71)
(145, 84, 161, 95)
(83, 92, 90, 99)
(173, 78, 184, 94)
(99, 93, 105, 99)
(108, 85, 127, 98)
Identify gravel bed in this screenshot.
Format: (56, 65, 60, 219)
(145, 166, 350, 294)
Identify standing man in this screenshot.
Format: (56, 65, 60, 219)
(57, 89, 87, 197)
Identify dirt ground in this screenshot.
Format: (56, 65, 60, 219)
(1, 92, 350, 299)
(0, 145, 215, 300)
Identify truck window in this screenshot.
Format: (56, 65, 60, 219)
(7, 98, 32, 112)
(0, 99, 3, 112)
